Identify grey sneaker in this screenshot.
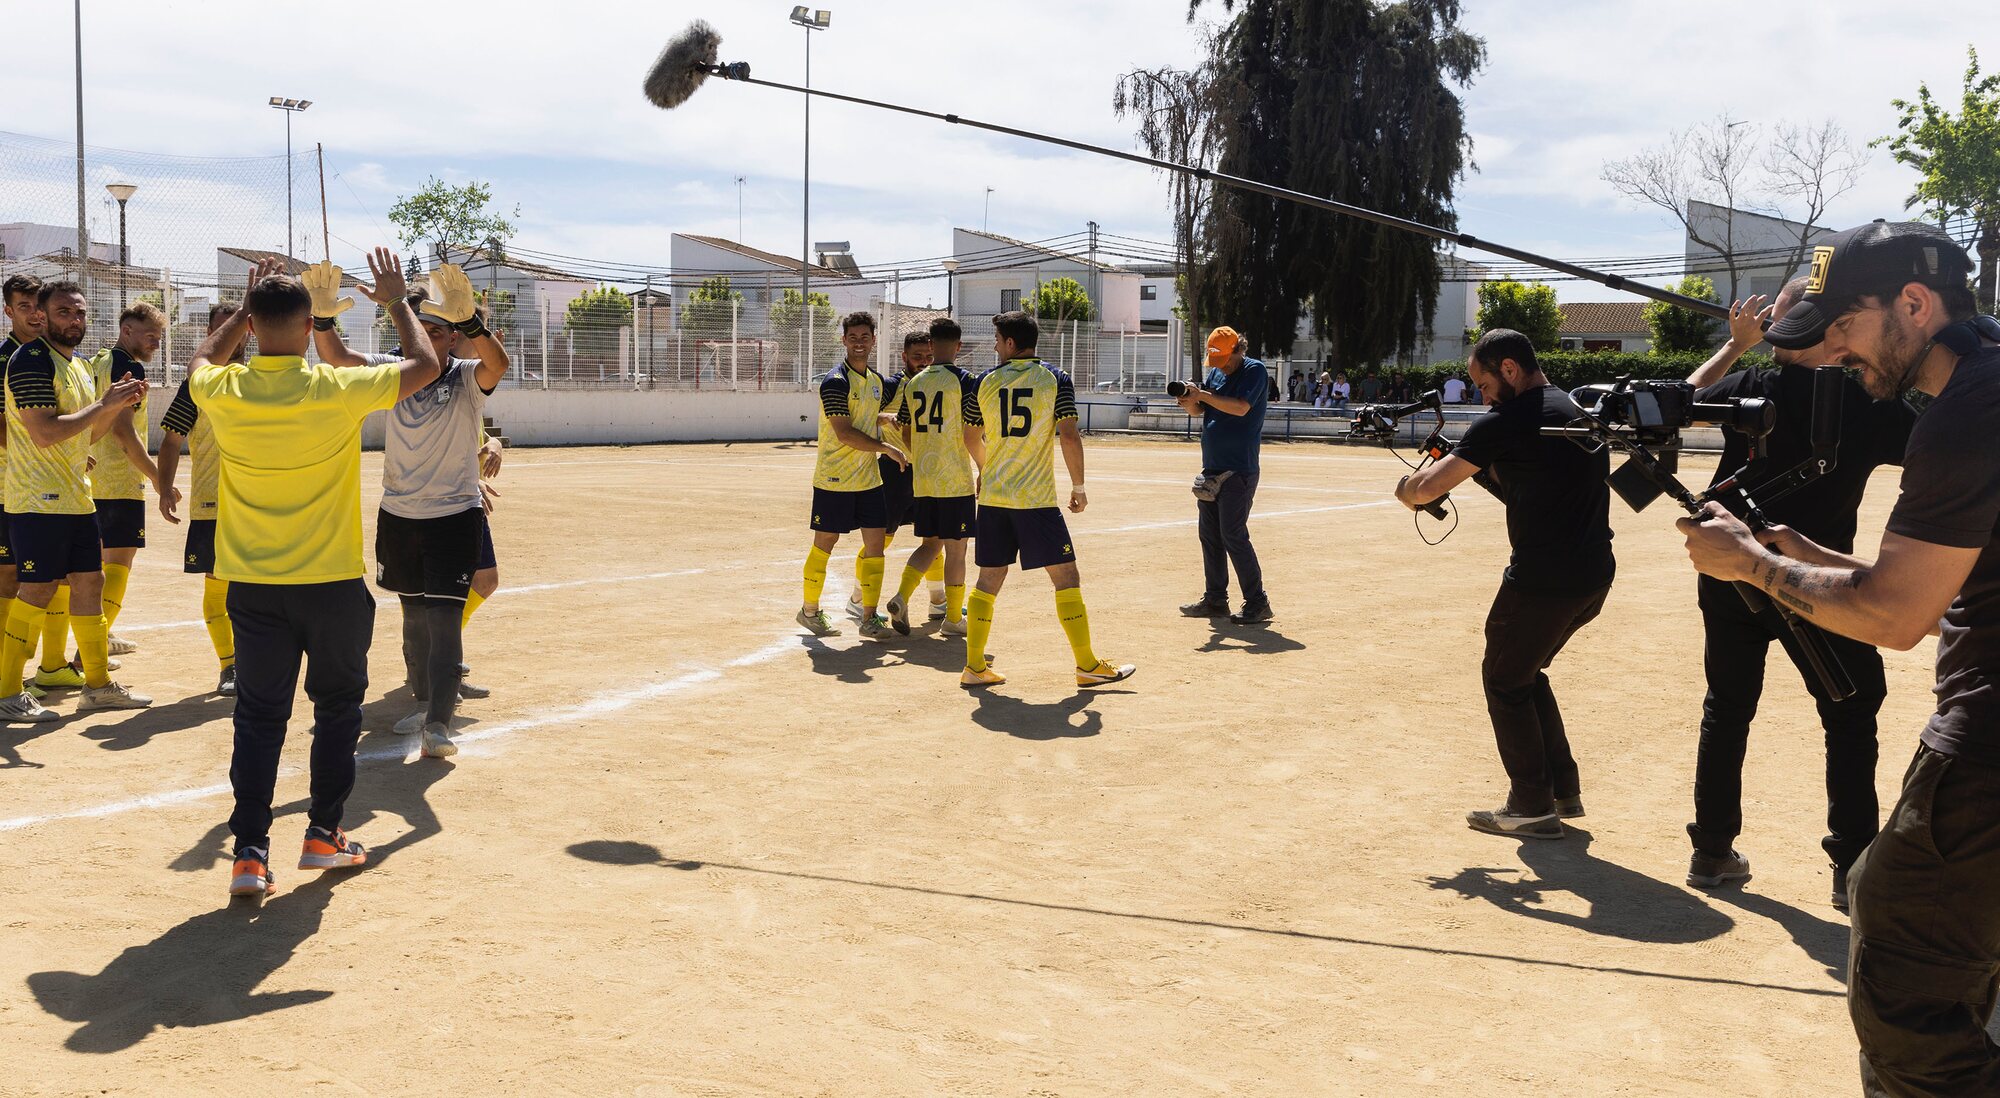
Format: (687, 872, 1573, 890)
(858, 614, 895, 641)
(455, 665, 491, 700)
(1466, 806, 1563, 840)
(394, 709, 427, 736)
(0, 690, 59, 723)
(108, 634, 140, 655)
(217, 665, 238, 697)
(796, 607, 840, 637)
(844, 593, 866, 622)
(1555, 795, 1584, 819)
(929, 594, 948, 620)
(885, 595, 912, 635)
(1832, 864, 1851, 912)
(78, 681, 153, 711)
(1687, 849, 1751, 888)
(420, 722, 458, 759)
(940, 616, 967, 637)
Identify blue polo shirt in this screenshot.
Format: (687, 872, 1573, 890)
(1199, 357, 1268, 474)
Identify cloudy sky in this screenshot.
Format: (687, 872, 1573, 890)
(2, 0, 1986, 305)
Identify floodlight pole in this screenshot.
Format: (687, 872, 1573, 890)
(791, 8, 830, 370)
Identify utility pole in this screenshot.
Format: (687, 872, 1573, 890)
(73, 0, 87, 282)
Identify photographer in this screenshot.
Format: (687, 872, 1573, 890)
(1677, 221, 1998, 1094)
(1176, 326, 1272, 624)
(1395, 329, 1614, 840)
(1678, 280, 1914, 904)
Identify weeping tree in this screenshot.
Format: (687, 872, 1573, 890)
(1115, 47, 1221, 364)
(1188, 0, 1484, 364)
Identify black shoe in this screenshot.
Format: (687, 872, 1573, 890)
(1229, 597, 1273, 625)
(1554, 795, 1584, 819)
(1687, 849, 1751, 888)
(1832, 864, 1851, 912)
(1180, 597, 1228, 618)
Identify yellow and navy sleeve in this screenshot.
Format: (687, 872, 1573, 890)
(161, 378, 199, 437)
(1051, 365, 1078, 422)
(961, 369, 985, 427)
(819, 367, 852, 420)
(894, 382, 913, 426)
(108, 346, 145, 385)
(7, 341, 58, 409)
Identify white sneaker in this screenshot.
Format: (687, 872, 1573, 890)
(929, 599, 948, 621)
(420, 722, 458, 758)
(394, 709, 428, 736)
(940, 616, 967, 637)
(0, 690, 58, 723)
(108, 634, 139, 655)
(78, 681, 153, 711)
(844, 593, 866, 622)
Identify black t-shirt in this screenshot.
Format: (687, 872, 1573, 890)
(1882, 345, 2000, 762)
(1453, 385, 1615, 593)
(1699, 365, 1915, 553)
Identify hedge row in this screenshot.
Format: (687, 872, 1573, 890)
(1344, 351, 1774, 396)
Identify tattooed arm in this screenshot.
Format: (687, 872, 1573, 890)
(1680, 503, 1976, 651)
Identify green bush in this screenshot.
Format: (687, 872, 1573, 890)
(1390, 350, 1773, 398)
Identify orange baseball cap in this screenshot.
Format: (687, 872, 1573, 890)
(1205, 326, 1243, 367)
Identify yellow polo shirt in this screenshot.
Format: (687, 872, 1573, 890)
(189, 354, 400, 583)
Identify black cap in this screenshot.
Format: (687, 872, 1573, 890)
(1765, 220, 1973, 350)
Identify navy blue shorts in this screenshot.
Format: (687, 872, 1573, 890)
(974, 505, 1076, 570)
(880, 462, 914, 533)
(0, 507, 11, 567)
(476, 510, 497, 571)
(184, 518, 217, 574)
(11, 512, 103, 583)
(913, 495, 977, 540)
(93, 498, 146, 549)
(809, 486, 888, 534)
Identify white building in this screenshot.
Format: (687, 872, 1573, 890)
(668, 234, 883, 317)
(217, 247, 372, 345)
(1557, 301, 1652, 352)
(1125, 261, 1180, 332)
(0, 222, 115, 265)
(950, 229, 1141, 333)
(1684, 200, 1837, 304)
(433, 244, 598, 341)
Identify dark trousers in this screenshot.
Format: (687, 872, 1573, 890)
(1689, 574, 1884, 869)
(401, 596, 464, 725)
(226, 579, 375, 854)
(1197, 470, 1264, 603)
(1849, 745, 2000, 1096)
(1481, 579, 1610, 816)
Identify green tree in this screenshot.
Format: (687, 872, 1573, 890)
(1876, 46, 2000, 312)
(565, 285, 633, 333)
(1644, 275, 1721, 354)
(478, 287, 516, 336)
(1028, 276, 1096, 328)
(1473, 279, 1562, 350)
(770, 287, 835, 334)
(387, 177, 520, 265)
(678, 276, 744, 332)
(1190, 0, 1485, 362)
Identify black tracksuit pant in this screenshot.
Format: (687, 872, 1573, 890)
(1481, 578, 1610, 816)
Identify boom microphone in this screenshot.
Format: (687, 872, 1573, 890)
(639, 22, 1732, 320)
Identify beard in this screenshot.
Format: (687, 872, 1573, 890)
(50, 321, 86, 349)
(1841, 310, 1929, 400)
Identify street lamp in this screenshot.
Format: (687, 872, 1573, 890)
(984, 187, 994, 232)
(941, 259, 959, 314)
(104, 182, 136, 310)
(788, 7, 829, 366)
(268, 96, 311, 259)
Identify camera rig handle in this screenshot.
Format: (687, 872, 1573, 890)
(1356, 390, 1452, 520)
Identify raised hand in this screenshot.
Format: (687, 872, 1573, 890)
(302, 261, 353, 319)
(420, 264, 477, 325)
(355, 246, 408, 306)
(1727, 295, 1770, 347)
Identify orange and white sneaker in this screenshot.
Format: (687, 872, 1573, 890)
(298, 826, 368, 871)
(229, 847, 275, 897)
(960, 664, 1007, 688)
(1077, 661, 1137, 688)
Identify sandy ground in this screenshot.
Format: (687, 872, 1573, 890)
(0, 437, 1941, 1096)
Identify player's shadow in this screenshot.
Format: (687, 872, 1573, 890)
(77, 693, 233, 752)
(1197, 621, 1306, 656)
(26, 872, 339, 1053)
(799, 636, 901, 684)
(0, 723, 60, 769)
(1425, 827, 1734, 944)
(971, 691, 1120, 740)
(1705, 886, 1848, 983)
(168, 756, 453, 874)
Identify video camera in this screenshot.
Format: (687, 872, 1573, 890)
(1348, 390, 1455, 527)
(1551, 378, 1775, 479)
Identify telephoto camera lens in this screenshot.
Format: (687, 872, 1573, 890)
(1167, 380, 1192, 398)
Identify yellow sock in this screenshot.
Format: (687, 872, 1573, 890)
(1054, 587, 1099, 671)
(1, 598, 47, 695)
(857, 555, 886, 612)
(965, 589, 996, 672)
(857, 533, 895, 588)
(461, 589, 487, 629)
(101, 561, 131, 632)
(946, 584, 966, 625)
(71, 610, 111, 688)
(38, 586, 70, 673)
(925, 555, 945, 583)
(802, 546, 831, 609)
(202, 575, 234, 669)
(0, 598, 13, 647)
(895, 565, 925, 605)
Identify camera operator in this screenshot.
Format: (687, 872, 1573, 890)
(1396, 329, 1614, 839)
(1679, 279, 1915, 904)
(1678, 222, 1999, 1094)
(1176, 326, 1272, 624)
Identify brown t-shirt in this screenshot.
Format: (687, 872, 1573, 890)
(1883, 344, 2000, 762)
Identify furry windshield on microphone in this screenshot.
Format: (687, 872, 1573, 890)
(643, 21, 722, 109)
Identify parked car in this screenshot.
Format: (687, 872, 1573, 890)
(1095, 371, 1170, 394)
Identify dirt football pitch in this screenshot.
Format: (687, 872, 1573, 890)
(0, 437, 1943, 1095)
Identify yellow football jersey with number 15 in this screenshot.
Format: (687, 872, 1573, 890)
(967, 357, 1076, 510)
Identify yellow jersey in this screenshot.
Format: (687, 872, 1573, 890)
(965, 357, 1077, 510)
(4, 337, 97, 515)
(87, 347, 149, 501)
(813, 361, 884, 492)
(190, 354, 400, 584)
(0, 334, 22, 492)
(159, 378, 220, 519)
(893, 363, 977, 498)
